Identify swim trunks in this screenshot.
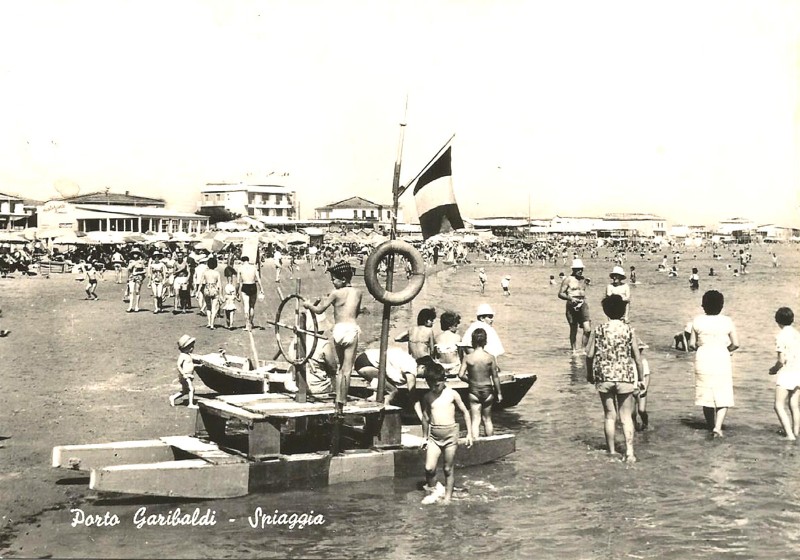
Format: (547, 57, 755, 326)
(565, 300, 591, 325)
(240, 283, 257, 298)
(354, 351, 372, 372)
(332, 323, 360, 346)
(428, 423, 459, 450)
(469, 385, 494, 404)
(595, 381, 635, 395)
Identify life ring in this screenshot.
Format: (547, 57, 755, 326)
(274, 294, 321, 366)
(364, 240, 425, 306)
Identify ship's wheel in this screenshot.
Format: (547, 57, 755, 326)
(270, 294, 324, 367)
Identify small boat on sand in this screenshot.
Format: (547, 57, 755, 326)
(193, 352, 537, 411)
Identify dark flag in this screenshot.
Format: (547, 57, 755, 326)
(411, 146, 464, 239)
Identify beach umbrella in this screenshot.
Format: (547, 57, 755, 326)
(170, 231, 193, 242)
(285, 232, 309, 245)
(123, 233, 147, 243)
(0, 231, 26, 243)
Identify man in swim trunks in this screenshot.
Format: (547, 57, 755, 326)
(558, 258, 591, 353)
(237, 256, 264, 331)
(458, 328, 502, 437)
(303, 261, 362, 413)
(126, 250, 146, 313)
(420, 362, 473, 505)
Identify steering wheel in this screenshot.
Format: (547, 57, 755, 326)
(273, 294, 323, 366)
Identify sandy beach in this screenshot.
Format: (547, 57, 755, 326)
(0, 264, 404, 555)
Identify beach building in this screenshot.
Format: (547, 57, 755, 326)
(757, 224, 799, 242)
(549, 216, 602, 235)
(37, 199, 209, 235)
(464, 217, 527, 237)
(716, 217, 756, 236)
(314, 196, 402, 224)
(0, 192, 37, 229)
(60, 191, 166, 208)
(597, 213, 667, 239)
(199, 183, 297, 220)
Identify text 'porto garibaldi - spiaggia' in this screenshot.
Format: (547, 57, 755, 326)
(70, 507, 326, 530)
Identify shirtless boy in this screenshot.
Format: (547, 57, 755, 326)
(304, 261, 362, 411)
(420, 362, 473, 505)
(558, 258, 591, 352)
(458, 328, 502, 437)
(237, 256, 264, 331)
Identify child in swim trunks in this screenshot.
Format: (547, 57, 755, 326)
(768, 307, 800, 440)
(304, 261, 362, 411)
(420, 362, 473, 505)
(170, 335, 198, 408)
(632, 338, 651, 431)
(458, 328, 502, 437)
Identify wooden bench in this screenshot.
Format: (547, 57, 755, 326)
(194, 394, 402, 459)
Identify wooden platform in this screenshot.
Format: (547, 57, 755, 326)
(194, 393, 403, 459)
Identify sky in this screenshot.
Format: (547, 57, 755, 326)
(1, 0, 798, 227)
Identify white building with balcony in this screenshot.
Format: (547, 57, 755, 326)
(314, 196, 401, 223)
(200, 184, 297, 220)
(0, 192, 31, 229)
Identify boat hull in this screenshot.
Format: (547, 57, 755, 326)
(54, 431, 515, 499)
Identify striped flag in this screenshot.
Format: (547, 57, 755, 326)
(411, 145, 464, 240)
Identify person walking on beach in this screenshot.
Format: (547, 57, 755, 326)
(147, 251, 167, 313)
(273, 246, 283, 283)
(126, 250, 146, 313)
(420, 362, 473, 505)
(689, 290, 739, 438)
(501, 275, 511, 296)
(559, 259, 591, 353)
(199, 257, 222, 329)
(585, 294, 645, 462)
(111, 250, 125, 284)
(169, 334, 198, 408)
(303, 261, 362, 413)
(237, 256, 264, 331)
(477, 268, 487, 294)
(458, 328, 502, 438)
(768, 307, 800, 440)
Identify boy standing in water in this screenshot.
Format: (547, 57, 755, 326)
(420, 362, 473, 505)
(304, 261, 362, 412)
(768, 307, 800, 440)
(632, 338, 651, 431)
(458, 328, 503, 437)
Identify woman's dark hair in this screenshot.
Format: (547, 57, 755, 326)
(471, 328, 487, 348)
(776, 307, 794, 327)
(417, 307, 437, 326)
(440, 311, 461, 330)
(206, 257, 218, 270)
(601, 294, 627, 320)
(701, 290, 724, 315)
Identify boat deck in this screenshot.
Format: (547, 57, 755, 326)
(195, 393, 403, 459)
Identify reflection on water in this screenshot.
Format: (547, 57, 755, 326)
(12, 246, 800, 558)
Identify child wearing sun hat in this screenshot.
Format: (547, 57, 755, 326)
(170, 334, 198, 408)
(605, 265, 631, 322)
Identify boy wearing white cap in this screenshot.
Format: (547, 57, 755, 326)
(500, 275, 511, 296)
(558, 259, 592, 352)
(170, 335, 198, 408)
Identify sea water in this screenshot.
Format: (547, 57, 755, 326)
(14, 245, 800, 559)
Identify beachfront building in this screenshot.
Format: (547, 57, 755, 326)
(199, 183, 297, 220)
(314, 196, 402, 224)
(716, 217, 756, 236)
(61, 191, 166, 208)
(549, 216, 603, 235)
(597, 213, 667, 239)
(0, 191, 36, 229)
(757, 224, 799, 242)
(464, 217, 528, 237)
(37, 200, 209, 235)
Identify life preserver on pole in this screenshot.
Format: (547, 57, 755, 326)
(364, 240, 425, 306)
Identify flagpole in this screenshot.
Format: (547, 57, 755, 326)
(376, 101, 407, 405)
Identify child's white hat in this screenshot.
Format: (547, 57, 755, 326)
(610, 266, 626, 278)
(178, 334, 196, 350)
(571, 259, 584, 269)
(476, 303, 495, 317)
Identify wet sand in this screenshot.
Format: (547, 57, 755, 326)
(0, 263, 413, 554)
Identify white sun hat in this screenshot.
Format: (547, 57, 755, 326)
(571, 259, 584, 269)
(476, 303, 495, 317)
(610, 266, 626, 278)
